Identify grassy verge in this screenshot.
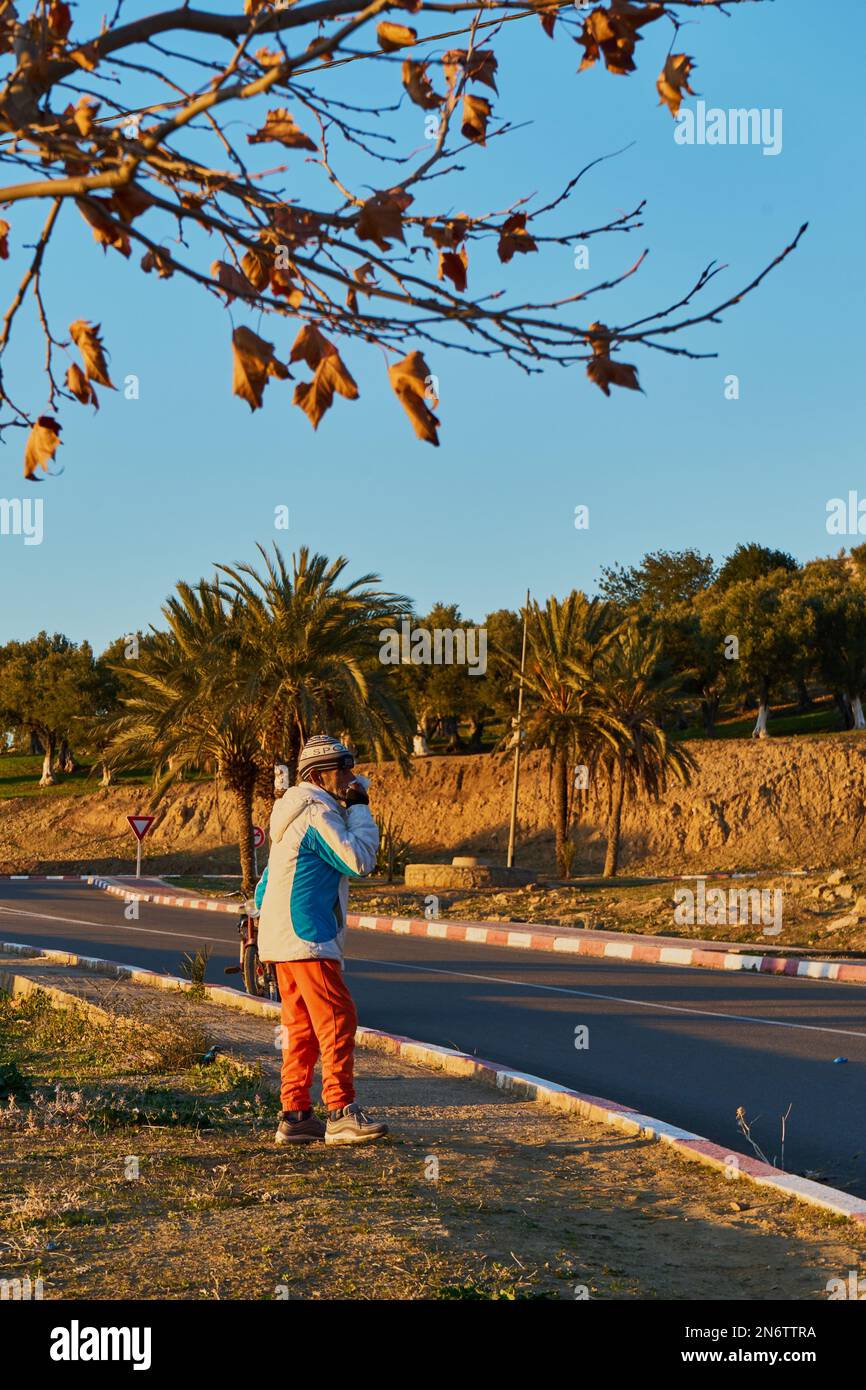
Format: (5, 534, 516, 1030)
(0, 756, 151, 799)
(0, 756, 211, 799)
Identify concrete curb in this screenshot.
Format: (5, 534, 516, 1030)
(85, 875, 244, 915)
(2, 936, 865, 1226)
(0, 968, 117, 1027)
(348, 911, 866, 985)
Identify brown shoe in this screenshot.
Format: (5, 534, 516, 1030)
(325, 1103, 389, 1146)
(275, 1110, 326, 1144)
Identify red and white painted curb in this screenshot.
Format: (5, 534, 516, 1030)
(5, 873, 866, 986)
(2, 935, 865, 1226)
(1, 875, 87, 881)
(85, 875, 244, 915)
(349, 911, 866, 984)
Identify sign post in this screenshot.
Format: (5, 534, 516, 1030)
(252, 825, 265, 881)
(127, 815, 155, 878)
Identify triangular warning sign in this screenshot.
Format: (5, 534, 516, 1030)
(127, 815, 155, 842)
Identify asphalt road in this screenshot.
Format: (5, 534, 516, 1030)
(2, 879, 865, 1196)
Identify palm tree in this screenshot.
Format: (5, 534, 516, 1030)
(504, 593, 623, 876)
(216, 544, 414, 787)
(106, 581, 264, 892)
(593, 623, 696, 878)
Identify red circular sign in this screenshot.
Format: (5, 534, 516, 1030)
(252, 825, 266, 849)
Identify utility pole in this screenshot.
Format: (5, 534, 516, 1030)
(506, 589, 530, 869)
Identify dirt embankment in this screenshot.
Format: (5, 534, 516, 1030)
(2, 736, 866, 876)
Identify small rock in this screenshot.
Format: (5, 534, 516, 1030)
(825, 915, 858, 933)
(827, 869, 848, 886)
(835, 884, 855, 901)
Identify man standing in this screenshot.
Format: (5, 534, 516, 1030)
(256, 733, 388, 1147)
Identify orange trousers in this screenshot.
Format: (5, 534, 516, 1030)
(274, 959, 357, 1112)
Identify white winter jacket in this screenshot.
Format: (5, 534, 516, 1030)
(256, 783, 379, 963)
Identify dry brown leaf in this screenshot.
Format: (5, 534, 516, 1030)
(269, 205, 319, 246)
(211, 259, 256, 303)
(141, 247, 174, 278)
(69, 319, 115, 389)
(0, 219, 9, 260)
(356, 190, 412, 250)
(461, 94, 491, 144)
(269, 263, 304, 307)
(585, 321, 642, 396)
(254, 46, 284, 67)
(232, 326, 289, 412)
(66, 362, 99, 410)
(657, 53, 697, 117)
(443, 48, 498, 93)
(577, 0, 664, 76)
(377, 22, 417, 52)
(438, 247, 468, 292)
(76, 199, 131, 256)
(387, 350, 440, 446)
(497, 212, 538, 263)
(586, 355, 641, 395)
(423, 217, 469, 250)
(63, 154, 90, 178)
(539, 9, 556, 39)
(24, 417, 62, 480)
(247, 109, 316, 150)
(289, 322, 333, 370)
(69, 95, 99, 137)
(293, 350, 359, 430)
(401, 60, 443, 110)
(179, 192, 211, 228)
(346, 262, 377, 315)
(110, 182, 154, 223)
(48, 1, 73, 41)
(241, 245, 273, 291)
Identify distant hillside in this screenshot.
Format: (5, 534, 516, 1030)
(3, 737, 866, 877)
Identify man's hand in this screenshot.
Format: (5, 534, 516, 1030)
(344, 779, 370, 807)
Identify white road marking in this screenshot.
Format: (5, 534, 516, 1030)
(0, 904, 229, 947)
(349, 956, 866, 1042)
(2, 897, 864, 1044)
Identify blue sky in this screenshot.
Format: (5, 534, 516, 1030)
(2, 0, 863, 651)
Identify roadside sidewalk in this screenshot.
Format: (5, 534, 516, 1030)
(3, 944, 866, 1301)
(3, 938, 866, 1230)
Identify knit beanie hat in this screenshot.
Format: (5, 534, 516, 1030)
(297, 734, 355, 782)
